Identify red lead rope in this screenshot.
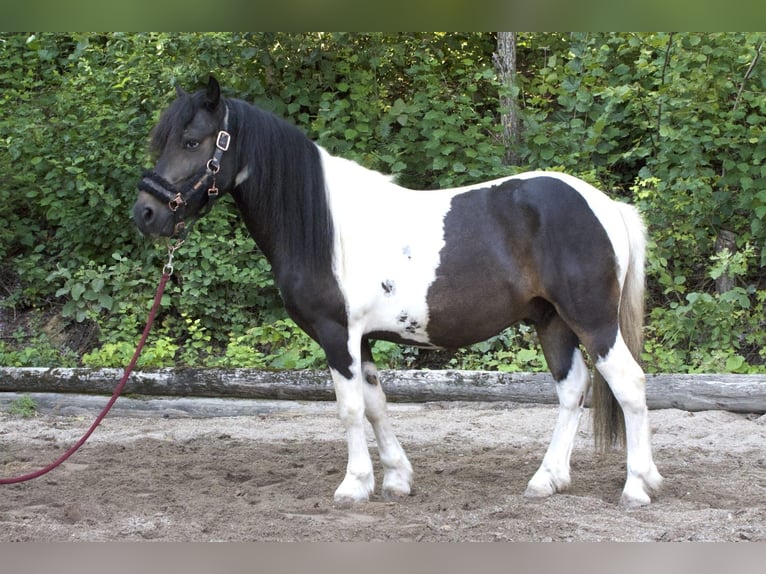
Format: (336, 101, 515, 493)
(0, 270, 172, 485)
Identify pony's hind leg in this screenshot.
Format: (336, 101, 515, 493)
(595, 335, 663, 507)
(525, 315, 589, 499)
(361, 340, 413, 498)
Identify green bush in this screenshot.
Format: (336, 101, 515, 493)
(643, 244, 765, 373)
(211, 319, 325, 370)
(1, 32, 764, 373)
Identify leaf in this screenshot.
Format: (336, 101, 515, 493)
(391, 161, 406, 172)
(725, 355, 745, 372)
(432, 156, 448, 170)
(70, 283, 85, 301)
(98, 293, 114, 311)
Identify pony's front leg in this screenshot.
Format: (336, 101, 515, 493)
(361, 350, 413, 498)
(330, 365, 375, 503)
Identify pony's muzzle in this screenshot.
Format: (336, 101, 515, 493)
(133, 191, 175, 237)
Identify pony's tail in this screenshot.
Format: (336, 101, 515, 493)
(591, 202, 647, 451)
(617, 203, 647, 366)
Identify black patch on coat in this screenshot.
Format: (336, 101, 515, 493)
(381, 279, 396, 296)
(424, 176, 620, 359)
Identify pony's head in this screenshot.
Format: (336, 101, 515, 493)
(133, 76, 234, 237)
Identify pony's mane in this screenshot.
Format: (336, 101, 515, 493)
(228, 98, 335, 275)
(149, 90, 196, 157)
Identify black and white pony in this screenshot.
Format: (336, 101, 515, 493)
(133, 77, 662, 507)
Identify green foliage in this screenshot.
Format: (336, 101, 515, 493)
(643, 244, 765, 373)
(1, 32, 764, 373)
(446, 325, 548, 372)
(8, 395, 38, 418)
(211, 319, 326, 370)
(82, 335, 179, 368)
(0, 322, 79, 368)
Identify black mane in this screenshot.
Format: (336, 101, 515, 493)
(149, 90, 196, 158)
(228, 98, 335, 277)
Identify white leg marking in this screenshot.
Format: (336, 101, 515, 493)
(362, 361, 413, 498)
(596, 337, 663, 507)
(331, 366, 375, 503)
(525, 349, 589, 499)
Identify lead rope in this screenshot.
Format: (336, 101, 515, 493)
(0, 240, 183, 485)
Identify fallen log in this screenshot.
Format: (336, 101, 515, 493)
(0, 392, 338, 418)
(0, 367, 764, 413)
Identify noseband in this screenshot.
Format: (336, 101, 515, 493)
(138, 105, 231, 237)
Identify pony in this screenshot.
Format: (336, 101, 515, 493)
(133, 76, 662, 507)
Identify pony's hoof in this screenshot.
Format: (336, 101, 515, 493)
(619, 490, 651, 508)
(645, 467, 664, 492)
(524, 468, 567, 500)
(333, 473, 374, 504)
(333, 490, 370, 505)
(620, 466, 663, 508)
(381, 467, 413, 500)
(523, 484, 554, 500)
(382, 483, 411, 500)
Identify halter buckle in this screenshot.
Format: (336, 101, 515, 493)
(168, 193, 185, 212)
(216, 130, 231, 152)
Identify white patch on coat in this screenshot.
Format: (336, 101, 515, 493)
(234, 165, 251, 187)
(319, 147, 493, 345)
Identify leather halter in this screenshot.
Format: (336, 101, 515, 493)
(138, 105, 231, 237)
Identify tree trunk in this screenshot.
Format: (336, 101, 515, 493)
(494, 32, 521, 166)
(715, 229, 738, 294)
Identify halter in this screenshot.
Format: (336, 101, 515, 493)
(138, 105, 231, 237)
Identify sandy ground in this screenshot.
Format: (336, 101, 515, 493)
(1, 400, 765, 542)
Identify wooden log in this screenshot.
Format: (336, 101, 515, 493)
(0, 392, 337, 418)
(380, 370, 555, 403)
(644, 373, 766, 412)
(0, 367, 764, 413)
(0, 368, 554, 403)
(0, 367, 336, 401)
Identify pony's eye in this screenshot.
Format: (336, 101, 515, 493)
(183, 139, 200, 150)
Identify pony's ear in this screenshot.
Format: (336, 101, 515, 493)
(204, 76, 221, 111)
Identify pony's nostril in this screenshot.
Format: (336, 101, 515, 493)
(133, 200, 156, 231)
